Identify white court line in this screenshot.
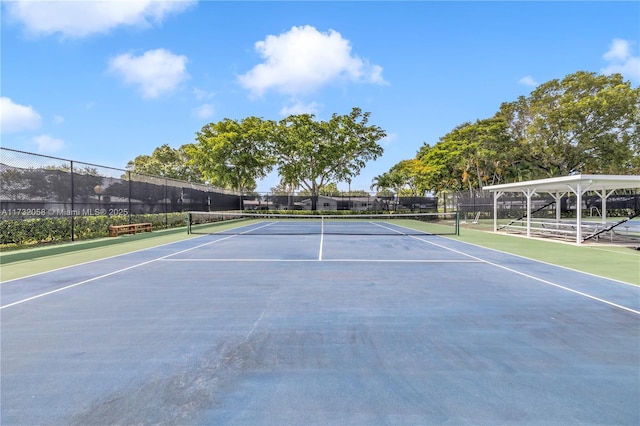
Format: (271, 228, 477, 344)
(1, 221, 284, 309)
(408, 234, 640, 316)
(588, 246, 640, 257)
(5, 220, 637, 315)
(159, 258, 483, 263)
(0, 233, 244, 310)
(1, 259, 161, 310)
(1, 222, 273, 285)
(436, 234, 639, 288)
(0, 234, 214, 285)
(319, 227, 324, 261)
(368, 221, 639, 314)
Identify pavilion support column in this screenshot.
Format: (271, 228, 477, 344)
(493, 190, 504, 232)
(576, 184, 582, 244)
(568, 182, 591, 244)
(548, 191, 566, 223)
(596, 188, 616, 223)
(521, 188, 537, 238)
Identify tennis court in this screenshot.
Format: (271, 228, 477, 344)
(2, 215, 639, 425)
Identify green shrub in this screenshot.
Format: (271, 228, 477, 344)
(0, 212, 188, 250)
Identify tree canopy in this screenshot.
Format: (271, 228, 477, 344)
(505, 71, 638, 176)
(127, 107, 386, 210)
(126, 144, 201, 182)
(381, 71, 639, 196)
(125, 71, 638, 204)
(187, 117, 275, 193)
(272, 107, 386, 209)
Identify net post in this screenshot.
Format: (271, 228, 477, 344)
(456, 211, 460, 235)
(187, 212, 191, 234)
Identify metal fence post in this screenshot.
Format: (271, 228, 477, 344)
(128, 171, 132, 224)
(70, 161, 75, 241)
(165, 178, 168, 227)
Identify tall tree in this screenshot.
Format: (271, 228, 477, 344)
(505, 71, 639, 176)
(377, 170, 407, 210)
(452, 116, 517, 189)
(126, 144, 201, 182)
(188, 117, 275, 193)
(370, 172, 396, 210)
(413, 124, 472, 195)
(273, 108, 386, 210)
(389, 159, 430, 196)
(394, 71, 639, 197)
(370, 172, 393, 194)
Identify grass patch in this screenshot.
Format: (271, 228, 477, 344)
(452, 226, 640, 285)
(2, 220, 638, 285)
(0, 226, 194, 282)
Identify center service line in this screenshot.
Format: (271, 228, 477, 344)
(318, 223, 325, 261)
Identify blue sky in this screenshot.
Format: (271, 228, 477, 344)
(1, 1, 639, 192)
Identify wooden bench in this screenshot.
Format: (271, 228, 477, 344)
(108, 223, 153, 237)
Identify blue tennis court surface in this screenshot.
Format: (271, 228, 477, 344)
(2, 223, 639, 425)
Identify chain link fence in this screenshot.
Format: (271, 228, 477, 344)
(3, 148, 637, 248)
(450, 188, 639, 223)
(1, 148, 441, 247)
(240, 193, 438, 212)
(1, 148, 241, 247)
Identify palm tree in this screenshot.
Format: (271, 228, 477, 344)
(371, 172, 406, 210)
(370, 173, 391, 193)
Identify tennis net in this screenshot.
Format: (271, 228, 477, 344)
(187, 211, 460, 236)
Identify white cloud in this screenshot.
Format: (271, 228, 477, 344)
(193, 87, 215, 100)
(0, 97, 42, 134)
(279, 101, 320, 117)
(603, 39, 632, 62)
(53, 114, 64, 124)
(601, 38, 640, 83)
(518, 75, 538, 87)
(380, 133, 397, 146)
(602, 56, 640, 83)
(238, 25, 387, 97)
(5, 0, 196, 39)
(108, 48, 189, 98)
(193, 103, 214, 119)
(32, 134, 65, 153)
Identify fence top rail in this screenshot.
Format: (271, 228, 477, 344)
(1, 147, 240, 196)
